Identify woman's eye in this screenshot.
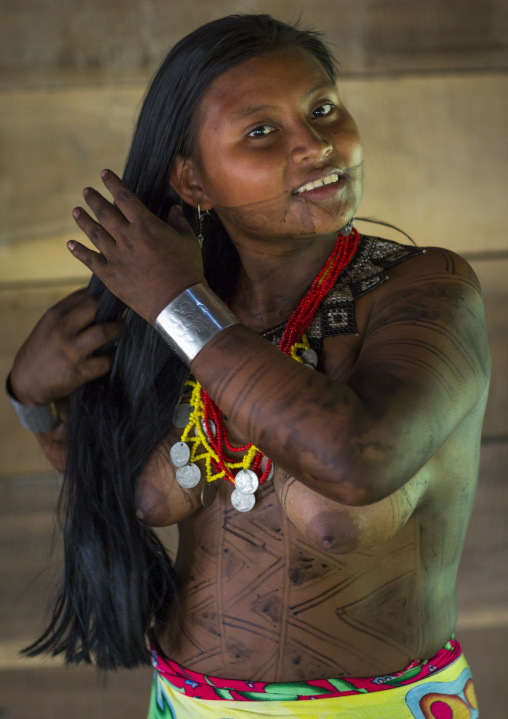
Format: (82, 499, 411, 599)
(247, 125, 276, 138)
(312, 102, 335, 119)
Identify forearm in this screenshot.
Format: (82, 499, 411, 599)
(191, 323, 374, 505)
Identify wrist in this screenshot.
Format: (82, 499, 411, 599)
(154, 284, 240, 366)
(6, 372, 61, 432)
(8, 369, 43, 407)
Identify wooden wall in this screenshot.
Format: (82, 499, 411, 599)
(0, 0, 507, 710)
(2, 0, 507, 85)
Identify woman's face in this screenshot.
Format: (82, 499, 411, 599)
(193, 47, 364, 245)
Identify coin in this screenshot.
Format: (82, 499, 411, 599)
(201, 481, 218, 508)
(194, 418, 217, 439)
(301, 349, 318, 368)
(172, 403, 193, 428)
(176, 462, 201, 488)
(235, 469, 259, 495)
(231, 488, 256, 512)
(170, 441, 191, 467)
(261, 456, 274, 482)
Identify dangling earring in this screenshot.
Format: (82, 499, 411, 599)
(339, 218, 354, 236)
(197, 203, 211, 248)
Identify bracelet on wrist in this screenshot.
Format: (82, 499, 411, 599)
(5, 373, 61, 433)
(154, 284, 240, 366)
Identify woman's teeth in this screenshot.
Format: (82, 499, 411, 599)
(295, 173, 340, 194)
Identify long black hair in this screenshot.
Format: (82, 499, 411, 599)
(23, 14, 338, 669)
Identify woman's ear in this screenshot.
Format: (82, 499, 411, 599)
(169, 156, 213, 211)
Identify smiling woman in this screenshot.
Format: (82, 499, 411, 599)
(172, 47, 364, 243)
(7, 14, 488, 719)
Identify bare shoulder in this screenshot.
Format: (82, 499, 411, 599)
(382, 245, 482, 292)
(363, 244, 491, 394)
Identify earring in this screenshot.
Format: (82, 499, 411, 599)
(197, 203, 211, 248)
(339, 219, 354, 236)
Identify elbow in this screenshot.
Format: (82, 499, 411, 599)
(314, 445, 407, 507)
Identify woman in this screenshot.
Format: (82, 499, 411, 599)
(7, 14, 488, 718)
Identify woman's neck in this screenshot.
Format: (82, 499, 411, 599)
(228, 231, 339, 332)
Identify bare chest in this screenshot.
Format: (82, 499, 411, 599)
(163, 482, 430, 679)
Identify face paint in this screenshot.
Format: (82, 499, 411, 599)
(195, 48, 364, 246)
(212, 162, 363, 244)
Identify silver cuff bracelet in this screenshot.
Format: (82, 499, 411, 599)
(5, 373, 61, 433)
(155, 284, 240, 366)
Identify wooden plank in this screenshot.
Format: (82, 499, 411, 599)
(1, 0, 507, 88)
(0, 663, 153, 718)
(0, 73, 507, 276)
(341, 73, 508, 253)
(0, 85, 143, 255)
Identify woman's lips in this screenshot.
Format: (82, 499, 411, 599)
(293, 174, 346, 200)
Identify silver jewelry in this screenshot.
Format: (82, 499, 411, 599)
(231, 488, 256, 512)
(339, 219, 354, 236)
(5, 373, 60, 433)
(170, 441, 191, 467)
(234, 469, 259, 495)
(196, 203, 210, 248)
(175, 462, 201, 488)
(155, 284, 240, 366)
(195, 417, 217, 439)
(301, 349, 318, 368)
(172, 403, 193, 428)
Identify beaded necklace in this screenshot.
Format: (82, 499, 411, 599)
(169, 227, 360, 511)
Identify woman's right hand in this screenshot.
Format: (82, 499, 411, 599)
(9, 288, 123, 407)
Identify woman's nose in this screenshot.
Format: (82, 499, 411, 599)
(290, 123, 333, 164)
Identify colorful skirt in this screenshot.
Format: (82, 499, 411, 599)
(147, 638, 478, 718)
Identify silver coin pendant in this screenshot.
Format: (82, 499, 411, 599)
(301, 349, 318, 368)
(172, 403, 193, 428)
(235, 469, 259, 495)
(170, 441, 191, 467)
(176, 462, 201, 488)
(231, 488, 256, 512)
(194, 418, 217, 439)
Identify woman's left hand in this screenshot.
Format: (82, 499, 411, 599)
(68, 170, 205, 325)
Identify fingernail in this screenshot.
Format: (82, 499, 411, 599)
(82, 188, 90, 198)
(101, 169, 110, 179)
(72, 207, 81, 218)
(67, 241, 76, 251)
